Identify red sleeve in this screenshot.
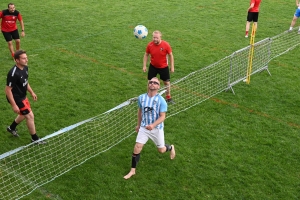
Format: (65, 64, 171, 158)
(17, 13, 22, 21)
(145, 42, 151, 54)
(165, 42, 172, 54)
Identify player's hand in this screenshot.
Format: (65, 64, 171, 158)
(12, 105, 20, 114)
(143, 66, 147, 72)
(145, 124, 154, 130)
(31, 92, 37, 101)
(170, 67, 174, 73)
(135, 126, 140, 133)
(21, 31, 25, 37)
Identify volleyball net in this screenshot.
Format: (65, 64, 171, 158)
(1, 29, 300, 199)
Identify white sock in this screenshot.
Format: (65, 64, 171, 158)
(289, 27, 293, 30)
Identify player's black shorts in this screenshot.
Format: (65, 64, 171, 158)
(247, 12, 259, 22)
(2, 29, 20, 42)
(7, 96, 31, 115)
(148, 63, 170, 82)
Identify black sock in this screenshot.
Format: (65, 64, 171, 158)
(165, 144, 172, 152)
(31, 134, 39, 141)
(10, 120, 18, 130)
(131, 153, 140, 168)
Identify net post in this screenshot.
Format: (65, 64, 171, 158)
(246, 23, 256, 84)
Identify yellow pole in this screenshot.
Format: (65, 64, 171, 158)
(246, 23, 256, 84)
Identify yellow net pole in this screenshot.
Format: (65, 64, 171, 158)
(246, 23, 256, 84)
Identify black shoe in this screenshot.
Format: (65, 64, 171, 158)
(31, 139, 47, 144)
(166, 98, 175, 104)
(7, 126, 19, 137)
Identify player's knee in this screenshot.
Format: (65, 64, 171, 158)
(133, 143, 143, 153)
(25, 111, 34, 120)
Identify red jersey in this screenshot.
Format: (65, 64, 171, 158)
(0, 9, 22, 32)
(146, 40, 172, 68)
(249, 0, 261, 12)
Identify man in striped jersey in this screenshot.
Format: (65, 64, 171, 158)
(124, 77, 176, 180)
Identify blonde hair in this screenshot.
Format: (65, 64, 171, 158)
(152, 30, 162, 37)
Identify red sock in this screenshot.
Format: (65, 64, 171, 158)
(166, 95, 171, 99)
(245, 31, 249, 35)
(11, 52, 14, 58)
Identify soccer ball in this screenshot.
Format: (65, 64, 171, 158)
(133, 25, 148, 39)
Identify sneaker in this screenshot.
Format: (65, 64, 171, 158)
(166, 98, 175, 104)
(7, 126, 19, 137)
(298, 30, 300, 34)
(245, 34, 248, 38)
(31, 139, 47, 144)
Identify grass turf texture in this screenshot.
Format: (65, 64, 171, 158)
(0, 0, 299, 199)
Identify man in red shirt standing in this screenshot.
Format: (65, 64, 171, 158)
(245, 0, 262, 38)
(0, 3, 25, 58)
(143, 30, 175, 103)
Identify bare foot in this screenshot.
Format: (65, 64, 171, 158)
(170, 145, 176, 159)
(124, 169, 136, 179)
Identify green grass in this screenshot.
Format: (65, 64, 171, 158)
(0, 0, 300, 199)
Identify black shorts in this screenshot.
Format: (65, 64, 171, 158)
(7, 96, 31, 115)
(2, 29, 20, 42)
(148, 63, 170, 82)
(247, 12, 259, 22)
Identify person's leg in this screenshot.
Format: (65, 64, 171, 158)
(7, 41, 15, 57)
(154, 128, 176, 159)
(7, 115, 26, 137)
(11, 30, 20, 57)
(163, 80, 171, 98)
(157, 144, 176, 159)
(245, 12, 253, 37)
(124, 142, 144, 179)
(245, 21, 251, 36)
(160, 67, 174, 102)
(253, 22, 258, 32)
(15, 38, 20, 51)
(290, 16, 298, 30)
(147, 64, 158, 92)
(24, 111, 43, 142)
(2, 31, 14, 57)
(24, 111, 36, 135)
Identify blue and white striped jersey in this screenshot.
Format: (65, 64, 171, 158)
(138, 93, 167, 129)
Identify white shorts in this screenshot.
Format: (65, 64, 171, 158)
(136, 126, 165, 148)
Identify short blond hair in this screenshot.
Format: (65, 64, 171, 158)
(152, 30, 162, 36)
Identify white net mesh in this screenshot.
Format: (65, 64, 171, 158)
(1, 30, 300, 200)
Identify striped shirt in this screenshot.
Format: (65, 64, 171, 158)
(138, 93, 167, 130)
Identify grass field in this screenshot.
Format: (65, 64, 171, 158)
(0, 0, 300, 199)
